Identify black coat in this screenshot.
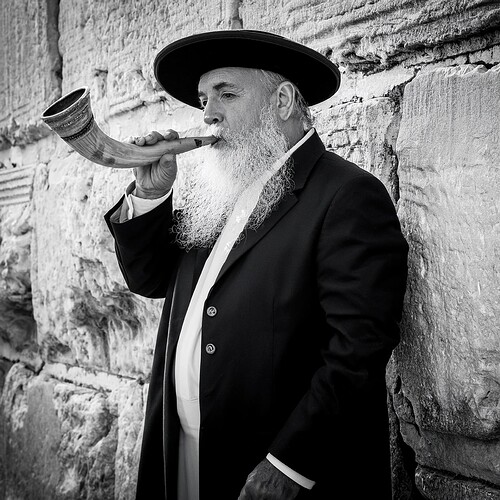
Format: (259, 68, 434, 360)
(105, 132, 408, 500)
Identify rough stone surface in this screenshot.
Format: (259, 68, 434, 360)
(0, 202, 37, 356)
(315, 95, 402, 201)
(0, 359, 12, 392)
(240, 0, 500, 71)
(112, 381, 147, 500)
(394, 63, 500, 484)
(1, 363, 120, 500)
(0, 0, 61, 149)
(396, 413, 500, 486)
(0, 359, 13, 499)
(0, 165, 36, 206)
(54, 382, 117, 500)
(30, 146, 163, 375)
(416, 466, 500, 500)
(57, 0, 226, 119)
(387, 363, 427, 500)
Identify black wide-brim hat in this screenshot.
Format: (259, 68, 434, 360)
(154, 30, 341, 109)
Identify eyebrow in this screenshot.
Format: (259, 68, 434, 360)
(198, 82, 242, 98)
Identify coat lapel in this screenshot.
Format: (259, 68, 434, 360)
(214, 131, 326, 286)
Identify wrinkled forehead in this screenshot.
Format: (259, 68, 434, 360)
(198, 66, 266, 93)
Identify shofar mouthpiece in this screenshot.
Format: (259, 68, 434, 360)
(41, 87, 218, 168)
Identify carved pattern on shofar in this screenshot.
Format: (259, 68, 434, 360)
(0, 165, 35, 206)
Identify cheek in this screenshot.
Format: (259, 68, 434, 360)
(225, 92, 269, 131)
(232, 106, 262, 131)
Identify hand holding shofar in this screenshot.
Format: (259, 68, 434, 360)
(41, 87, 217, 168)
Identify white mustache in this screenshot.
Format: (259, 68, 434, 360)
(206, 124, 226, 140)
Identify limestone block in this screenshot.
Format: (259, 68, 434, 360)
(416, 466, 500, 500)
(57, 0, 226, 119)
(0, 360, 12, 393)
(0, 202, 37, 354)
(240, 0, 500, 71)
(0, 132, 60, 169)
(55, 382, 117, 499)
(321, 65, 417, 107)
(388, 388, 418, 500)
(112, 381, 146, 500)
(0, 363, 119, 500)
(1, 364, 60, 499)
(0, 360, 13, 499)
(470, 43, 500, 67)
(398, 420, 500, 486)
(30, 143, 163, 376)
(0, 165, 35, 206)
(315, 96, 401, 201)
(394, 64, 500, 483)
(0, 0, 61, 149)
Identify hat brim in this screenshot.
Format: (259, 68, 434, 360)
(154, 30, 340, 109)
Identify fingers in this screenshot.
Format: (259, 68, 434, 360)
(124, 135, 147, 145)
(125, 129, 180, 146)
(144, 131, 164, 145)
(160, 129, 180, 141)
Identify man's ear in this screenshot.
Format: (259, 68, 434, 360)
(275, 81, 295, 121)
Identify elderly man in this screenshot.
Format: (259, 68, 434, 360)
(105, 30, 408, 500)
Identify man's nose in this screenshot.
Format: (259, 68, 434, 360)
(203, 100, 223, 125)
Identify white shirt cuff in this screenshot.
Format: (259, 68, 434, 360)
(266, 453, 315, 490)
(124, 182, 172, 219)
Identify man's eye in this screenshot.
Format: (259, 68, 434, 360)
(221, 93, 236, 100)
(200, 100, 207, 108)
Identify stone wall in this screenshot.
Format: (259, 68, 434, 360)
(0, 1, 499, 499)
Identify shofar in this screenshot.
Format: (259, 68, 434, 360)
(41, 87, 217, 168)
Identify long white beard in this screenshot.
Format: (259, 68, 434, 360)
(173, 105, 294, 249)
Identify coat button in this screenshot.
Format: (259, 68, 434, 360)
(205, 343, 216, 355)
(206, 306, 217, 317)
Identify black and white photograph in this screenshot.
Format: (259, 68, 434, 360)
(0, 1, 499, 499)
